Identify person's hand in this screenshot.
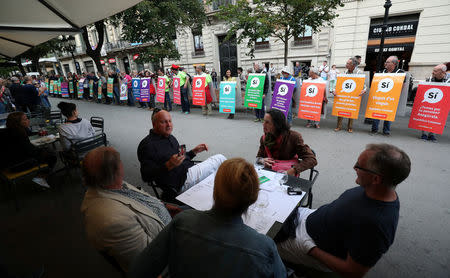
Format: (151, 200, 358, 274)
(192, 143, 208, 154)
(286, 168, 297, 176)
(165, 154, 185, 171)
(184, 84, 188, 89)
(359, 89, 366, 96)
(263, 158, 275, 168)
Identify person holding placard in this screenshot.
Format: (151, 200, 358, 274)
(279, 67, 297, 125)
(223, 69, 237, 119)
(333, 57, 366, 133)
(305, 68, 325, 128)
(252, 63, 270, 122)
(171, 64, 190, 114)
(419, 64, 450, 142)
(371, 56, 404, 136)
(194, 66, 214, 116)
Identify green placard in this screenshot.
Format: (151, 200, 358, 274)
(259, 176, 270, 184)
(69, 81, 74, 94)
(244, 73, 266, 109)
(107, 78, 114, 98)
(98, 80, 102, 99)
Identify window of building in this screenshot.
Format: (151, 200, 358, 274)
(212, 0, 233, 11)
(63, 64, 71, 74)
(294, 26, 313, 46)
(193, 28, 204, 55)
(255, 37, 270, 49)
(84, 60, 95, 73)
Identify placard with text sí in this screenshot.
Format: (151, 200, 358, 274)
(97, 80, 102, 99)
(79, 78, 85, 98)
(219, 81, 236, 114)
(332, 74, 366, 119)
(192, 76, 206, 106)
(297, 80, 326, 121)
(156, 77, 166, 103)
(132, 78, 140, 102)
(365, 73, 405, 121)
(173, 77, 181, 105)
(139, 78, 150, 102)
(61, 82, 69, 98)
(270, 79, 296, 118)
(244, 73, 266, 109)
(106, 78, 113, 98)
(120, 82, 128, 101)
(408, 83, 450, 134)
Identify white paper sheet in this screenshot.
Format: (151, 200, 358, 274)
(176, 169, 306, 235)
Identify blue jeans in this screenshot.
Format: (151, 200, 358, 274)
(164, 91, 172, 110)
(0, 103, 6, 125)
(255, 97, 265, 119)
(181, 86, 190, 112)
(149, 94, 156, 108)
(287, 105, 293, 124)
(372, 119, 391, 134)
(113, 86, 121, 104)
(127, 87, 135, 106)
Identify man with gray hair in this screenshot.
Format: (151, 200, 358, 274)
(81, 146, 172, 272)
(333, 57, 366, 133)
(420, 63, 449, 142)
(371, 56, 405, 136)
(277, 143, 411, 278)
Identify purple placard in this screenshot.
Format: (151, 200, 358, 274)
(140, 78, 150, 102)
(61, 82, 69, 98)
(270, 79, 296, 117)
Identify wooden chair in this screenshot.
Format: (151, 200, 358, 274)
(90, 116, 104, 134)
(0, 160, 48, 211)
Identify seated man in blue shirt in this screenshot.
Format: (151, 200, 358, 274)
(137, 109, 226, 196)
(277, 143, 411, 278)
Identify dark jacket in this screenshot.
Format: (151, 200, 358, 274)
(15, 84, 39, 106)
(257, 130, 317, 173)
(0, 128, 39, 170)
(137, 130, 196, 192)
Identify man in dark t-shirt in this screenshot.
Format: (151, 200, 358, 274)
(277, 143, 411, 277)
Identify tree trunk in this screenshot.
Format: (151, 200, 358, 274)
(32, 57, 41, 74)
(82, 20, 105, 74)
(284, 29, 289, 66)
(160, 57, 164, 69)
(14, 57, 26, 76)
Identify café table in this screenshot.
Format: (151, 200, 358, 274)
(176, 167, 313, 238)
(29, 125, 60, 147)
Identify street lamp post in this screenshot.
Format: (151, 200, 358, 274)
(376, 0, 392, 72)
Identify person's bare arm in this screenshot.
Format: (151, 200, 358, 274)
(309, 248, 370, 278)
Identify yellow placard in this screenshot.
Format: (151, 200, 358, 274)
(331, 74, 366, 119)
(365, 73, 405, 121)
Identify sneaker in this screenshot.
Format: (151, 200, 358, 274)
(369, 130, 377, 136)
(428, 135, 437, 142)
(305, 123, 312, 128)
(32, 177, 50, 188)
(185, 112, 190, 114)
(314, 124, 320, 129)
(348, 129, 353, 133)
(334, 128, 341, 132)
(420, 134, 428, 140)
(382, 132, 391, 137)
(254, 118, 261, 122)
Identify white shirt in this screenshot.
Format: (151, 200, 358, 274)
(59, 118, 96, 150)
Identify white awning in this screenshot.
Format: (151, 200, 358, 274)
(0, 0, 142, 58)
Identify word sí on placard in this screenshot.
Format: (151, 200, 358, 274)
(219, 82, 236, 114)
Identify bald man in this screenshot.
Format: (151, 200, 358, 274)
(137, 109, 226, 197)
(421, 64, 450, 142)
(81, 147, 171, 272)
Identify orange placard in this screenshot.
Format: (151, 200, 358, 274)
(332, 74, 366, 119)
(365, 73, 406, 121)
(297, 80, 326, 121)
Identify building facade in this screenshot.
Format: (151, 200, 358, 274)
(54, 0, 450, 82)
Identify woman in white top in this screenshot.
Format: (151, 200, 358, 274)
(328, 64, 339, 95)
(57, 101, 96, 150)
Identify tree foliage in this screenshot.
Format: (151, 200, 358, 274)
(112, 0, 207, 68)
(218, 0, 343, 65)
(21, 39, 59, 74)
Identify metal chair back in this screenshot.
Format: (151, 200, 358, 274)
(90, 116, 104, 133)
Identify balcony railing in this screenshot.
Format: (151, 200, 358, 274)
(104, 41, 132, 52)
(293, 37, 313, 46)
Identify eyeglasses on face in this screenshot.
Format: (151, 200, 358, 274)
(353, 163, 382, 176)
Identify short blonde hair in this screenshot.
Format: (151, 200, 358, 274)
(213, 158, 259, 214)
